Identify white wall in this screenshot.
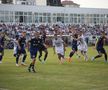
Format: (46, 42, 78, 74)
(36, 0, 46, 6)
(0, 4, 108, 24)
(13, 0, 16, 4)
(0, 4, 108, 14)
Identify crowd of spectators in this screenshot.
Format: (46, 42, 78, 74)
(0, 23, 108, 39)
(0, 23, 108, 48)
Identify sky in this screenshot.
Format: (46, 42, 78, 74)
(61, 0, 108, 8)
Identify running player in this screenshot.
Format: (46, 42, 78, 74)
(53, 34, 66, 64)
(27, 32, 39, 72)
(15, 32, 27, 66)
(91, 31, 107, 62)
(0, 32, 5, 64)
(68, 33, 78, 62)
(38, 31, 48, 64)
(78, 31, 88, 61)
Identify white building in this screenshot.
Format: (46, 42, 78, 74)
(0, 0, 36, 5)
(0, 0, 47, 6)
(0, 4, 108, 25)
(14, 0, 46, 6)
(14, 0, 36, 5)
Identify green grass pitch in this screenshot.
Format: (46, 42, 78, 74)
(0, 46, 108, 90)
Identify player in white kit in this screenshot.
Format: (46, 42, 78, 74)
(78, 31, 88, 61)
(53, 34, 66, 64)
(13, 35, 19, 57)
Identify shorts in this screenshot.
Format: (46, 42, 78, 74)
(30, 48, 38, 59)
(72, 46, 78, 52)
(97, 47, 106, 54)
(17, 48, 26, 55)
(78, 44, 88, 52)
(38, 45, 47, 51)
(55, 46, 64, 56)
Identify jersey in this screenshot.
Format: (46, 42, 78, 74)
(72, 39, 77, 47)
(96, 36, 105, 49)
(29, 38, 39, 49)
(18, 36, 26, 50)
(71, 39, 78, 51)
(38, 36, 47, 50)
(53, 38, 64, 48)
(96, 36, 106, 53)
(40, 34, 46, 44)
(79, 35, 87, 45)
(78, 35, 88, 51)
(71, 33, 78, 51)
(53, 37, 64, 55)
(29, 37, 40, 59)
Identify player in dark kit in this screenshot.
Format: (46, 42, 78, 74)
(68, 34, 78, 62)
(38, 32, 48, 64)
(15, 32, 27, 66)
(0, 32, 5, 64)
(91, 31, 107, 62)
(27, 32, 40, 72)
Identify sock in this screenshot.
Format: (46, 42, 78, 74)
(44, 52, 48, 61)
(16, 55, 20, 64)
(22, 54, 27, 63)
(69, 51, 75, 58)
(38, 50, 42, 59)
(94, 55, 102, 59)
(84, 53, 88, 61)
(32, 65, 36, 72)
(29, 63, 33, 68)
(58, 54, 62, 61)
(104, 53, 107, 61)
